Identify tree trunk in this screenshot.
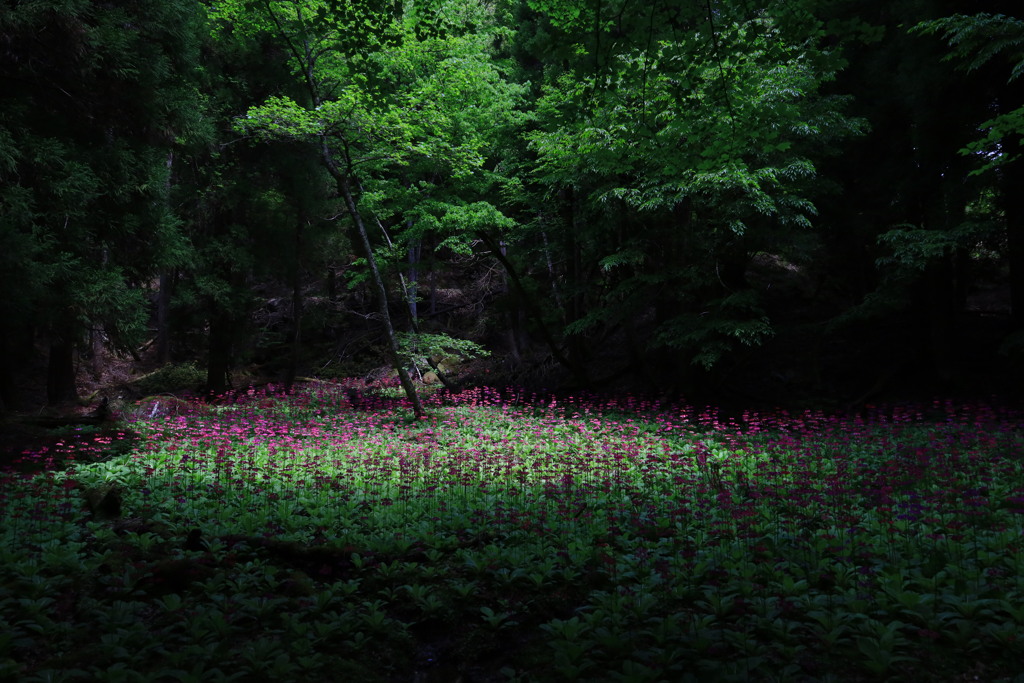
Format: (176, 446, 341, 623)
(206, 311, 232, 397)
(1003, 138, 1024, 330)
(89, 328, 104, 380)
(407, 233, 420, 323)
(925, 257, 956, 385)
(497, 239, 524, 367)
(477, 230, 588, 385)
(319, 141, 424, 418)
(429, 267, 437, 317)
(47, 336, 77, 405)
(283, 218, 305, 391)
(540, 230, 564, 315)
(0, 323, 33, 411)
(559, 189, 590, 378)
(156, 270, 173, 364)
(0, 336, 13, 413)
(326, 265, 337, 302)
(157, 151, 175, 365)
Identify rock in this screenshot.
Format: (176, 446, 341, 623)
(83, 484, 121, 520)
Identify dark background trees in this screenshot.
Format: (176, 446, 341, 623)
(2, 0, 1022, 413)
(1, 0, 206, 407)
(809, 0, 1024, 405)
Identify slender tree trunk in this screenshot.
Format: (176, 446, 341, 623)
(326, 265, 338, 302)
(0, 335, 13, 413)
(540, 229, 564, 316)
(385, 228, 458, 390)
(156, 270, 173, 364)
(206, 311, 232, 397)
(477, 230, 588, 385)
(272, 5, 422, 414)
(284, 218, 305, 391)
(429, 267, 437, 317)
(47, 333, 77, 405)
(397, 264, 458, 392)
(319, 141, 424, 418)
(497, 239, 524, 367)
(925, 257, 956, 384)
(1003, 139, 1024, 330)
(407, 232, 420, 323)
(89, 328, 104, 380)
(157, 152, 175, 365)
(0, 322, 33, 411)
(559, 189, 590, 379)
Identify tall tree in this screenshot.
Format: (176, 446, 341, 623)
(814, 0, 1015, 393)
(913, 9, 1024, 328)
(0, 0, 205, 405)
(226, 0, 524, 416)
(509, 0, 862, 393)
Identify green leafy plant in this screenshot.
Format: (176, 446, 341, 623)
(2, 384, 1024, 680)
(132, 362, 206, 394)
(394, 331, 489, 376)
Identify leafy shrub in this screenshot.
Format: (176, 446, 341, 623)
(131, 362, 205, 394)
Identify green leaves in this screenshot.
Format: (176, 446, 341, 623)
(962, 107, 1024, 174)
(514, 3, 865, 369)
(394, 331, 489, 374)
(526, 0, 588, 31)
(0, 0, 205, 374)
(528, 12, 837, 202)
(876, 223, 990, 272)
(913, 14, 1024, 82)
(238, 96, 333, 140)
(412, 200, 516, 253)
(653, 294, 774, 370)
(912, 14, 1024, 174)
(234, 0, 524, 268)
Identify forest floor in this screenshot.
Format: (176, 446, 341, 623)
(2, 383, 1023, 681)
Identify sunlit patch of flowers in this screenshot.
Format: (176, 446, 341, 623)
(2, 385, 1023, 681)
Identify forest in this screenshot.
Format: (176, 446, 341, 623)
(4, 3, 1024, 681)
(3, 0, 1024, 413)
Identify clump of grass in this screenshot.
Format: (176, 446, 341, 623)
(1, 387, 1023, 681)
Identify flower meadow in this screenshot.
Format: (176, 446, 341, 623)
(2, 383, 1024, 682)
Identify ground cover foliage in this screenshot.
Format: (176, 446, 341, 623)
(2, 384, 1024, 682)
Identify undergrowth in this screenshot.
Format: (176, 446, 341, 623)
(2, 384, 1023, 682)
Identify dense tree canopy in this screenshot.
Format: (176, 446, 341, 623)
(2, 0, 1022, 411)
(1, 0, 206, 406)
